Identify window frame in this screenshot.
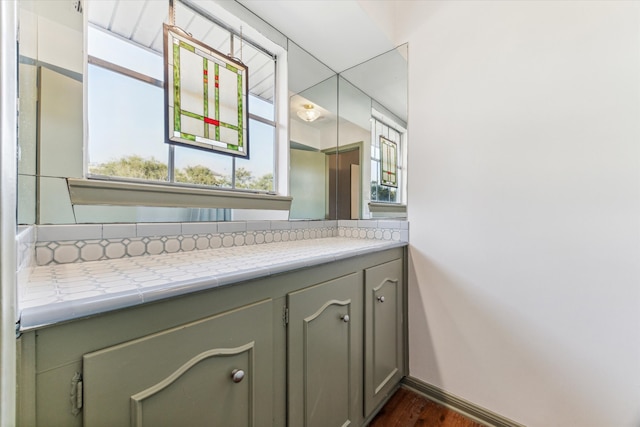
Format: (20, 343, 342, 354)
(77, 0, 291, 210)
(370, 113, 406, 206)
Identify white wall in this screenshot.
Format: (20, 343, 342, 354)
(396, 1, 640, 426)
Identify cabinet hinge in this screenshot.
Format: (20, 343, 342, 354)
(283, 307, 289, 325)
(70, 372, 83, 416)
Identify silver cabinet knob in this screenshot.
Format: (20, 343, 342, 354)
(377, 296, 385, 303)
(231, 369, 245, 383)
(341, 314, 350, 323)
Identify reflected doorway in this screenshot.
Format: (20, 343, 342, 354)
(328, 147, 360, 220)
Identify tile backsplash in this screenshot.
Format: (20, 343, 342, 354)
(33, 220, 408, 266)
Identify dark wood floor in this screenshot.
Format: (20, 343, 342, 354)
(368, 387, 485, 427)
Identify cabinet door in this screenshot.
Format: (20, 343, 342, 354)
(364, 258, 404, 416)
(288, 273, 362, 427)
(82, 299, 273, 427)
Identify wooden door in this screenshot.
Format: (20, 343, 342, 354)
(327, 148, 360, 220)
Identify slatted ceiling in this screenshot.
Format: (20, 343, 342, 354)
(251, 80, 274, 101)
(132, 6, 168, 47)
(88, 0, 118, 29)
(128, 2, 152, 40)
(88, 0, 275, 102)
(149, 29, 165, 53)
(249, 61, 275, 100)
(203, 27, 232, 55)
(110, 1, 145, 39)
(182, 13, 210, 42)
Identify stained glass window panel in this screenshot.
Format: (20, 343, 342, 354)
(380, 136, 398, 188)
(165, 24, 249, 158)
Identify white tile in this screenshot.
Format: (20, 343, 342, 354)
(103, 224, 136, 239)
(38, 224, 102, 242)
(105, 243, 126, 259)
(39, 68, 83, 178)
(290, 221, 309, 230)
(378, 220, 401, 230)
(357, 220, 378, 229)
(209, 236, 222, 249)
(270, 221, 291, 230)
(196, 237, 209, 250)
(19, 236, 403, 329)
(53, 245, 80, 264)
(217, 222, 247, 233)
(137, 223, 181, 237)
(18, 63, 37, 176)
(222, 235, 234, 247)
(62, 290, 105, 301)
(165, 239, 181, 253)
(338, 220, 357, 228)
(80, 243, 104, 262)
(18, 174, 36, 225)
(126, 241, 146, 257)
(181, 222, 218, 235)
(146, 240, 164, 255)
(181, 237, 196, 252)
(246, 221, 271, 231)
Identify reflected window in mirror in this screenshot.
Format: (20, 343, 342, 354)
(86, 1, 276, 192)
(370, 114, 404, 204)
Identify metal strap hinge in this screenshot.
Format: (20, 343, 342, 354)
(70, 372, 83, 416)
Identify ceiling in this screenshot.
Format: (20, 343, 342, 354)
(88, 0, 275, 101)
(237, 1, 407, 125)
(87, 0, 405, 121)
(236, 0, 397, 74)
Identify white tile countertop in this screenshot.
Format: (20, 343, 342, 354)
(18, 237, 407, 331)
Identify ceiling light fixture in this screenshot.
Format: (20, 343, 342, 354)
(297, 104, 321, 122)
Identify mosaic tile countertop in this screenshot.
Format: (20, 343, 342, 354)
(19, 237, 407, 331)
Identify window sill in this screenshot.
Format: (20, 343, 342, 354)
(368, 202, 407, 214)
(67, 178, 292, 211)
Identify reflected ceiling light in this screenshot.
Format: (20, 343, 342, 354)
(297, 104, 321, 122)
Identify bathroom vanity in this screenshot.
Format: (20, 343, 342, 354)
(16, 236, 407, 427)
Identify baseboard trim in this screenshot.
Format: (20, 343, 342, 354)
(401, 377, 526, 427)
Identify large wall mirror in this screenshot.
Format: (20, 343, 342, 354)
(288, 41, 337, 220)
(289, 43, 408, 220)
(16, 0, 407, 224)
(337, 44, 408, 220)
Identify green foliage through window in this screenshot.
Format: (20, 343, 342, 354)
(90, 156, 273, 191)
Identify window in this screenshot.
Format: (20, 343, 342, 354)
(86, 0, 277, 193)
(370, 115, 404, 203)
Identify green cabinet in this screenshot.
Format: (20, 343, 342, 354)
(287, 273, 363, 427)
(82, 299, 273, 427)
(364, 259, 405, 417)
(17, 247, 406, 427)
